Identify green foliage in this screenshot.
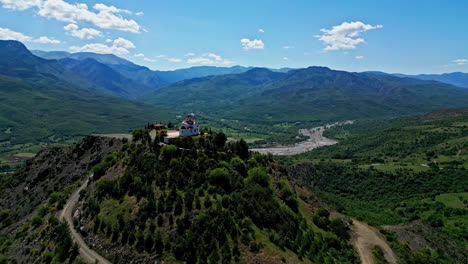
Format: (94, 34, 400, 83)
(48, 192, 66, 209)
(31, 215, 43, 228)
(132, 128, 150, 142)
(82, 131, 357, 263)
(247, 167, 270, 188)
(208, 168, 232, 192)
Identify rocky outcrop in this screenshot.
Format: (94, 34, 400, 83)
(0, 135, 123, 237)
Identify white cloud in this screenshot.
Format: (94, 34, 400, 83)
(34, 36, 60, 43)
(156, 54, 166, 58)
(453, 59, 467, 65)
(240, 38, 264, 50)
(283, 57, 288, 60)
(187, 53, 234, 65)
(64, 23, 102, 39)
(105, 38, 112, 43)
(134, 53, 144, 57)
(355, 55, 364, 59)
(113, 37, 135, 49)
(316, 21, 382, 51)
(144, 58, 156, 62)
(184, 52, 195, 57)
(283, 46, 294, 49)
(0, 0, 41, 11)
(69, 37, 136, 55)
(204, 53, 222, 61)
(0, 0, 141, 33)
(0, 27, 60, 43)
(167, 58, 182, 62)
(258, 28, 264, 33)
(135, 11, 144, 16)
(0, 27, 32, 42)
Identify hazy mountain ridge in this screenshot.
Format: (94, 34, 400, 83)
(144, 66, 468, 123)
(0, 40, 169, 148)
(364, 71, 468, 88)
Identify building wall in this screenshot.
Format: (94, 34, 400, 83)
(179, 125, 199, 136)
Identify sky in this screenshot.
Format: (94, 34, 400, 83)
(0, 0, 467, 74)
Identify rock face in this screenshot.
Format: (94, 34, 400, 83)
(0, 136, 123, 237)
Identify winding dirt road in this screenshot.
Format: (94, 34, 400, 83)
(251, 120, 353, 155)
(351, 220, 397, 264)
(59, 175, 111, 264)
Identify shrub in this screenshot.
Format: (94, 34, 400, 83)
(247, 167, 270, 187)
(208, 168, 231, 191)
(31, 215, 43, 228)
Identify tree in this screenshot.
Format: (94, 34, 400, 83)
(132, 128, 150, 142)
(214, 132, 227, 149)
(208, 168, 231, 191)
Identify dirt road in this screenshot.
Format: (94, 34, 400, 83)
(251, 120, 353, 155)
(351, 220, 397, 264)
(59, 175, 111, 264)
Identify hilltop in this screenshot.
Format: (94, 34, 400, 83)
(0, 130, 359, 264)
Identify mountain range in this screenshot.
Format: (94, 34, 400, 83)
(2, 40, 468, 149)
(144, 66, 468, 123)
(0, 40, 169, 147)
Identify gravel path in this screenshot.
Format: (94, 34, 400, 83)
(351, 220, 397, 264)
(59, 174, 111, 264)
(251, 120, 353, 155)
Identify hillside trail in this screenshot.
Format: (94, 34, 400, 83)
(351, 220, 397, 264)
(59, 174, 111, 264)
(251, 120, 353, 155)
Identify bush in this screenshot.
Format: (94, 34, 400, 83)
(247, 167, 270, 187)
(208, 168, 231, 191)
(31, 215, 43, 228)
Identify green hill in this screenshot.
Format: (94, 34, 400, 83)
(0, 40, 170, 155)
(0, 75, 169, 150)
(0, 132, 358, 264)
(144, 67, 468, 123)
(281, 108, 468, 262)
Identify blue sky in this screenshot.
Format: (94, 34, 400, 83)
(0, 0, 467, 74)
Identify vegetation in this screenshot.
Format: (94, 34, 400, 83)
(282, 108, 468, 262)
(0, 40, 170, 156)
(78, 129, 358, 263)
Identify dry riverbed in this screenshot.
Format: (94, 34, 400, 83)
(251, 120, 353, 155)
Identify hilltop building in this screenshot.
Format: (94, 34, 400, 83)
(179, 113, 199, 136)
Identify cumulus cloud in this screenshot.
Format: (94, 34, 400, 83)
(113, 37, 136, 49)
(144, 58, 156, 62)
(0, 0, 41, 10)
(134, 53, 144, 57)
(283, 46, 294, 49)
(258, 28, 264, 33)
(135, 11, 144, 16)
(240, 38, 264, 50)
(156, 54, 166, 58)
(355, 55, 364, 59)
(69, 37, 135, 55)
(204, 53, 222, 61)
(316, 21, 382, 51)
(64, 23, 102, 39)
(283, 57, 288, 60)
(453, 59, 467, 65)
(34, 36, 61, 43)
(0, 0, 141, 33)
(184, 52, 195, 57)
(0, 27, 33, 42)
(0, 27, 60, 43)
(187, 53, 234, 65)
